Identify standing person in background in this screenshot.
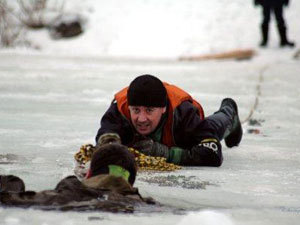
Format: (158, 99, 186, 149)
(96, 74, 243, 167)
(254, 0, 295, 47)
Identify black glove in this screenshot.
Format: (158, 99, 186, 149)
(132, 139, 169, 158)
(97, 133, 121, 146)
(180, 138, 223, 166)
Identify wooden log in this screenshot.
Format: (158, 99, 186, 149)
(179, 49, 256, 61)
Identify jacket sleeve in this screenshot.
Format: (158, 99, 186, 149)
(170, 101, 223, 167)
(168, 140, 223, 167)
(95, 102, 133, 145)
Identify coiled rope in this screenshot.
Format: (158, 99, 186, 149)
(74, 144, 181, 172)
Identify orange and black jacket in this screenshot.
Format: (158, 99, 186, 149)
(96, 83, 223, 166)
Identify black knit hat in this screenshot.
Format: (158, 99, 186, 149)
(127, 74, 167, 107)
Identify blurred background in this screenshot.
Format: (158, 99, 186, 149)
(1, 0, 299, 58)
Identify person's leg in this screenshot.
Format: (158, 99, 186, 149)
(0, 175, 25, 193)
(274, 5, 295, 47)
(205, 98, 243, 147)
(260, 5, 271, 47)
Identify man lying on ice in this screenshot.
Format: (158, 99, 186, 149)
(96, 74, 243, 166)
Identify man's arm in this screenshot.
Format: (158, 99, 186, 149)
(95, 102, 133, 145)
(133, 137, 222, 167)
(173, 101, 223, 166)
(133, 101, 223, 167)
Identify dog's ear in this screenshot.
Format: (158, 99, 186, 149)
(0, 175, 25, 192)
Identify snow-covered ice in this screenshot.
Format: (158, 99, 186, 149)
(0, 0, 300, 224)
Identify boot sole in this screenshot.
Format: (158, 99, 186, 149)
(223, 98, 243, 147)
(225, 118, 243, 147)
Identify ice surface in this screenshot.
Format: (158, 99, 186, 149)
(1, 52, 299, 225)
(1, 0, 300, 224)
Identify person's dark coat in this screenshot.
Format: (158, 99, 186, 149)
(255, 0, 289, 7)
(0, 175, 156, 212)
(96, 100, 224, 167)
(97, 101, 221, 149)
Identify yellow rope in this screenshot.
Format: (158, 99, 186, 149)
(128, 147, 181, 171)
(74, 144, 181, 172)
(241, 65, 268, 124)
(74, 144, 95, 164)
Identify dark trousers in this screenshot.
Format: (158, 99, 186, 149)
(205, 105, 234, 141)
(261, 4, 286, 30)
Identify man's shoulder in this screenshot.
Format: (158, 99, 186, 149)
(176, 100, 200, 112)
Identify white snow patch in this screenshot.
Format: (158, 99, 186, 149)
(178, 210, 235, 225)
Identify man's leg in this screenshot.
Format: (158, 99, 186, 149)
(260, 5, 271, 47)
(274, 5, 295, 47)
(206, 98, 243, 147)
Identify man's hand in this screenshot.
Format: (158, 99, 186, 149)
(97, 133, 121, 146)
(132, 139, 169, 158)
(180, 138, 223, 166)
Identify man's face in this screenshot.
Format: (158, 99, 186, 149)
(129, 106, 166, 135)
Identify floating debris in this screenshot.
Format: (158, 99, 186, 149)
(0, 154, 21, 164)
(139, 175, 215, 189)
(248, 119, 265, 126)
(88, 216, 104, 221)
(247, 129, 261, 134)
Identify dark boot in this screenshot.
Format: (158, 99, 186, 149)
(260, 24, 269, 47)
(220, 98, 243, 147)
(278, 26, 295, 47)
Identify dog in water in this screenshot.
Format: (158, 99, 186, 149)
(0, 144, 157, 212)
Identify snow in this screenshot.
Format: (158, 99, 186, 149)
(0, 0, 300, 225)
(4, 0, 299, 58)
